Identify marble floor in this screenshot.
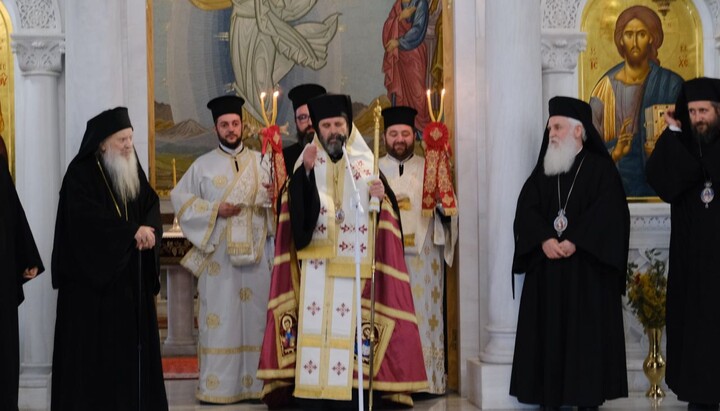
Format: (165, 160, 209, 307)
(166, 379, 688, 411)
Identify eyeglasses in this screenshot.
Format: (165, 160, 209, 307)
(296, 114, 310, 122)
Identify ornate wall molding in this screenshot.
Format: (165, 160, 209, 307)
(541, 30, 587, 73)
(543, 0, 720, 34)
(16, 0, 59, 31)
(705, 0, 720, 24)
(541, 0, 582, 29)
(11, 34, 64, 75)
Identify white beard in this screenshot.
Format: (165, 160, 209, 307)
(543, 134, 578, 176)
(102, 148, 140, 203)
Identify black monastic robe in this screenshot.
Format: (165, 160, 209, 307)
(51, 156, 168, 411)
(510, 149, 630, 407)
(0, 157, 44, 411)
(283, 142, 304, 177)
(646, 128, 720, 404)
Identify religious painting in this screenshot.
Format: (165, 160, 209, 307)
(149, 0, 446, 195)
(0, 3, 15, 177)
(578, 0, 702, 199)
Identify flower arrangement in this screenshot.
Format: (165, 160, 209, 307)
(626, 249, 667, 329)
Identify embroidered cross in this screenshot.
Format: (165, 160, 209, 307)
(431, 258, 441, 275)
(317, 157, 326, 165)
(340, 224, 354, 233)
(336, 303, 350, 317)
(431, 286, 442, 304)
(307, 302, 321, 316)
(315, 224, 327, 234)
(339, 242, 352, 251)
(428, 314, 440, 332)
(310, 260, 324, 270)
(358, 225, 368, 234)
(332, 361, 347, 376)
(320, 205, 327, 215)
(360, 243, 367, 253)
(304, 360, 318, 374)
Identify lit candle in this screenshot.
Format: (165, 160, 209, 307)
(172, 158, 177, 187)
(259, 92, 270, 126)
(426, 89, 436, 122)
(270, 90, 279, 125)
(438, 88, 446, 121)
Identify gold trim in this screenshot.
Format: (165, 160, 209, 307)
(199, 201, 220, 250)
(195, 390, 261, 404)
(268, 290, 296, 310)
(259, 380, 293, 397)
(273, 252, 291, 266)
(380, 393, 414, 406)
(188, 0, 231, 11)
(257, 368, 295, 380)
(200, 345, 261, 355)
(175, 196, 197, 221)
(361, 300, 417, 325)
(375, 262, 410, 283)
(378, 220, 402, 239)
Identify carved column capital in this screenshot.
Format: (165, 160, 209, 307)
(541, 30, 587, 73)
(11, 33, 65, 76)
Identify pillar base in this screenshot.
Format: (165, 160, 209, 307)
(466, 358, 533, 410)
(18, 364, 52, 411)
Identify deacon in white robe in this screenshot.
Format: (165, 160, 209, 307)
(171, 96, 274, 404)
(378, 106, 457, 394)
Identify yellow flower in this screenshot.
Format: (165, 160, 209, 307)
(625, 250, 667, 329)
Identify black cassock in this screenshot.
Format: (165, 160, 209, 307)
(510, 149, 629, 407)
(646, 128, 720, 404)
(51, 155, 168, 411)
(0, 157, 44, 411)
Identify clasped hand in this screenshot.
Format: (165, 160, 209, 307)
(368, 178, 385, 200)
(135, 225, 156, 250)
(542, 238, 576, 259)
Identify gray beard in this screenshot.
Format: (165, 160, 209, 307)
(321, 133, 347, 160)
(102, 148, 140, 203)
(543, 136, 578, 176)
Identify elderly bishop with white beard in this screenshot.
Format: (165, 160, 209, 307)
(510, 97, 630, 410)
(51, 107, 168, 411)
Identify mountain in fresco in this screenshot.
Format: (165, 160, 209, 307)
(155, 119, 217, 155)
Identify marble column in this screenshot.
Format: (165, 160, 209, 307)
(64, 0, 149, 170)
(162, 263, 197, 356)
(541, 30, 586, 116)
(465, 0, 543, 408)
(12, 33, 65, 410)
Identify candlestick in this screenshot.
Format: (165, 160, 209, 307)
(438, 88, 446, 121)
(259, 92, 270, 126)
(172, 158, 177, 187)
(426, 89, 436, 122)
(270, 90, 279, 125)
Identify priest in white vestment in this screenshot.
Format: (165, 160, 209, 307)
(378, 106, 458, 394)
(171, 96, 275, 404)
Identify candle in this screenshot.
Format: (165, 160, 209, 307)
(426, 89, 436, 122)
(270, 90, 279, 125)
(259, 92, 270, 126)
(172, 158, 177, 187)
(439, 88, 446, 121)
